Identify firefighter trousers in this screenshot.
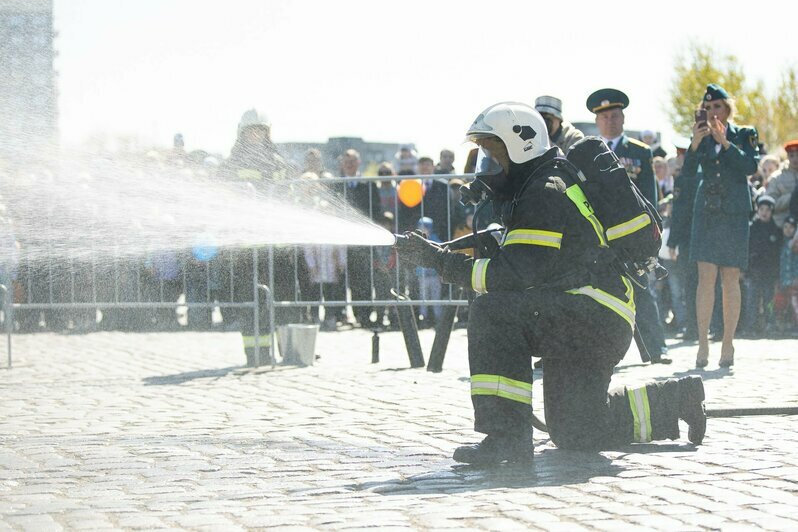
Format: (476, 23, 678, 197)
(467, 290, 683, 450)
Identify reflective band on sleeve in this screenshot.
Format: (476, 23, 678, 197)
(503, 229, 563, 249)
(242, 335, 272, 348)
(628, 386, 652, 442)
(471, 258, 490, 294)
(606, 213, 652, 241)
(564, 184, 608, 247)
(471, 374, 533, 405)
(567, 277, 636, 328)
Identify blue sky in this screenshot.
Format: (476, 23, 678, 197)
(53, 0, 796, 162)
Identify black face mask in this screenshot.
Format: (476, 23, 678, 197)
(461, 147, 510, 204)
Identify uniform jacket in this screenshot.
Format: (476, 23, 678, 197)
(765, 167, 798, 227)
(438, 149, 632, 315)
(611, 135, 657, 206)
(550, 121, 585, 155)
(682, 123, 759, 215)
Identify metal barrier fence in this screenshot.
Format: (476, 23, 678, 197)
(2, 173, 476, 368)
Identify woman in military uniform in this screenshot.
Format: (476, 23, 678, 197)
(683, 84, 759, 369)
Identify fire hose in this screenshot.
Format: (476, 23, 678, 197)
(531, 406, 798, 434)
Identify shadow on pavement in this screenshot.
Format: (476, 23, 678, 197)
(142, 366, 242, 385)
(669, 367, 734, 381)
(351, 450, 624, 493)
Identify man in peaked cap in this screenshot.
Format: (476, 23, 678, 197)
(535, 95, 584, 154)
(587, 88, 670, 364)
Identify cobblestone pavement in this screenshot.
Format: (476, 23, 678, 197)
(2, 327, 798, 530)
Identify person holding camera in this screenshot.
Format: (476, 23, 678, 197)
(683, 84, 760, 368)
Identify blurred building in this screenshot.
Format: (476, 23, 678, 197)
(0, 0, 57, 167)
(279, 137, 400, 175)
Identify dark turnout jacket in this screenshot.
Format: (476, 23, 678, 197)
(438, 149, 634, 326)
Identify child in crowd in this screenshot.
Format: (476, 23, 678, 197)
(743, 195, 782, 337)
(774, 216, 798, 335)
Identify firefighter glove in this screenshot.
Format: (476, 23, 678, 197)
(395, 231, 444, 270)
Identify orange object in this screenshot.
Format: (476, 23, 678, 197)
(398, 179, 424, 208)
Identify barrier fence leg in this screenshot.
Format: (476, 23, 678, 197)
(258, 284, 274, 368)
(427, 299, 459, 373)
(394, 296, 425, 368)
(1, 284, 10, 369)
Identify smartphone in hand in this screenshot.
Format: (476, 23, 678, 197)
(694, 109, 708, 128)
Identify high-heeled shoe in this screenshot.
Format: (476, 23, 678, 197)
(719, 348, 735, 368)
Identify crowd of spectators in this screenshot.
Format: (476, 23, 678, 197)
(656, 138, 798, 342)
(2, 101, 798, 343)
(0, 109, 471, 333)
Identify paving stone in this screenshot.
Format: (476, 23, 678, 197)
(3, 331, 798, 529)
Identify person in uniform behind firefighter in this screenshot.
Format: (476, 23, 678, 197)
(395, 102, 706, 464)
(534, 95, 584, 154)
(588, 87, 670, 364)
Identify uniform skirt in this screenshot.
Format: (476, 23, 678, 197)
(689, 207, 749, 270)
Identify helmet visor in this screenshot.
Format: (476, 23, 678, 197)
(474, 147, 504, 177)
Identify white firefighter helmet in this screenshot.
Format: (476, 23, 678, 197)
(238, 109, 271, 135)
(465, 102, 550, 164)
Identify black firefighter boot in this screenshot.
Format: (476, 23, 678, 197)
(452, 432, 534, 465)
(678, 376, 707, 445)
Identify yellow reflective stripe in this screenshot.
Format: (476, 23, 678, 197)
(503, 229, 563, 249)
(564, 184, 608, 247)
(606, 213, 652, 241)
(242, 335, 272, 348)
(623, 275, 635, 301)
(471, 374, 532, 405)
(236, 168, 264, 181)
(471, 258, 490, 294)
(567, 279, 636, 328)
(628, 386, 652, 442)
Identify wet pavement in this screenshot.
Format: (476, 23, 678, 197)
(2, 327, 798, 530)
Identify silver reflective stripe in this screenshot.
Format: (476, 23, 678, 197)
(503, 229, 563, 249)
(471, 258, 490, 294)
(606, 213, 651, 241)
(567, 285, 635, 328)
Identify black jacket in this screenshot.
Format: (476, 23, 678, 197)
(339, 179, 382, 221)
(747, 218, 782, 281)
(438, 149, 629, 303)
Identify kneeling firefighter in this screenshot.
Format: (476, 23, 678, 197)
(395, 102, 706, 464)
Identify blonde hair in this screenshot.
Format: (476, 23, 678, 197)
(698, 97, 736, 122)
(758, 154, 782, 176)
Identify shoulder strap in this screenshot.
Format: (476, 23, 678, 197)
(516, 157, 581, 199)
(515, 157, 609, 248)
